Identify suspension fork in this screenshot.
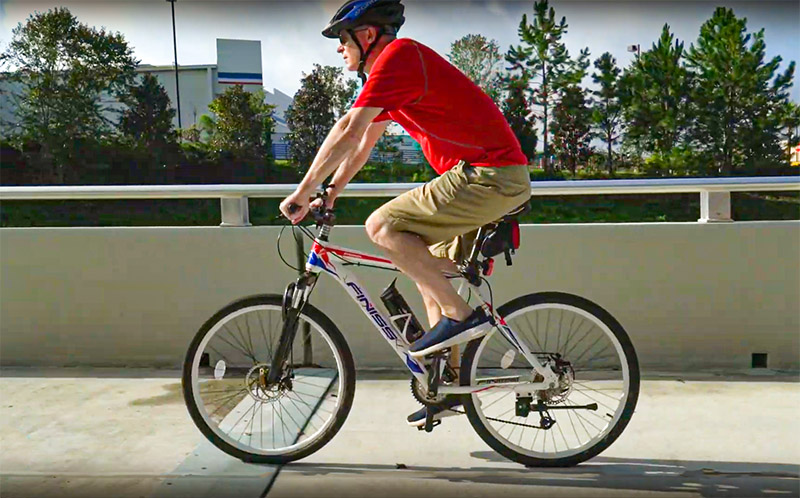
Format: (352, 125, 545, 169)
(266, 272, 318, 385)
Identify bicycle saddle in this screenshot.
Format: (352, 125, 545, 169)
(498, 201, 531, 223)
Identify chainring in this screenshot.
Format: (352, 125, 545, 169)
(410, 363, 458, 407)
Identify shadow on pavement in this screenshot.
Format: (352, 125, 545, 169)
(279, 456, 799, 498)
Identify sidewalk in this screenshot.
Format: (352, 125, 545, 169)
(1, 368, 798, 498)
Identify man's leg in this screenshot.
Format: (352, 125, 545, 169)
(416, 274, 461, 369)
(367, 162, 529, 357)
(416, 253, 463, 367)
(366, 215, 472, 322)
(416, 253, 459, 324)
(418, 283, 442, 326)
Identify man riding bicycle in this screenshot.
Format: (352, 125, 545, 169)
(279, 0, 531, 427)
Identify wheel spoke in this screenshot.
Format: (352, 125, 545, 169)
(466, 297, 638, 465)
(185, 300, 352, 461)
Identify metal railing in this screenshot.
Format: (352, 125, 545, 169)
(1, 176, 798, 226)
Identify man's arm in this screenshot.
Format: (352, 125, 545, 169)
(325, 120, 389, 205)
(280, 106, 383, 223)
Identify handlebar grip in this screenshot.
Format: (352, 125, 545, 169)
(287, 203, 299, 214)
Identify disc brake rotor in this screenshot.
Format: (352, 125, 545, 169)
(245, 363, 289, 402)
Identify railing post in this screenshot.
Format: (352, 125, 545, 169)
(698, 191, 733, 223)
(219, 197, 251, 227)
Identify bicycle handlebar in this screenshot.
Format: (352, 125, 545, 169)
(286, 190, 336, 226)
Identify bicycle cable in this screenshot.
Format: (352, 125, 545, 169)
(276, 225, 302, 272)
(481, 275, 494, 311)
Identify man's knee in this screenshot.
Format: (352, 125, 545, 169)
(365, 211, 391, 245)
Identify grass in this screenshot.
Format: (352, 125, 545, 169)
(1, 191, 797, 227)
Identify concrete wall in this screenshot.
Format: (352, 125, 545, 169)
(1, 222, 798, 371)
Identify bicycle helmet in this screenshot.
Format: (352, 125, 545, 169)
(322, 0, 405, 84)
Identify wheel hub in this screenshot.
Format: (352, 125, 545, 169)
(537, 357, 574, 404)
(245, 363, 290, 402)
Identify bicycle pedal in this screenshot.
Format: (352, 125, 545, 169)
(420, 419, 441, 433)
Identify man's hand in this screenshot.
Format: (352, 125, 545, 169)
(280, 188, 312, 224)
(279, 107, 383, 224)
(311, 185, 338, 210)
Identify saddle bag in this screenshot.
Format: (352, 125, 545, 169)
(480, 219, 521, 265)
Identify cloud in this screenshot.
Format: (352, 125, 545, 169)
(2, 0, 797, 100)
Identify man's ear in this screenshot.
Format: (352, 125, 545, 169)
(367, 26, 379, 44)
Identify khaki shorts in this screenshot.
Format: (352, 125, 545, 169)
(374, 161, 531, 262)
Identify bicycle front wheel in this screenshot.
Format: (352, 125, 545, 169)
(460, 292, 639, 467)
(182, 295, 355, 464)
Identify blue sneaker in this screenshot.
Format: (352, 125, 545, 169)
(407, 397, 463, 427)
(409, 308, 491, 358)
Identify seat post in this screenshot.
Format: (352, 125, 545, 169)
(466, 226, 488, 265)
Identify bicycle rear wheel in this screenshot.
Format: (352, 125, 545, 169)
(460, 292, 639, 467)
(182, 295, 355, 464)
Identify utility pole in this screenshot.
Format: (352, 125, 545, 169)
(167, 0, 182, 131)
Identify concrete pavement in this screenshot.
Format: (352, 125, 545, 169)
(1, 368, 798, 498)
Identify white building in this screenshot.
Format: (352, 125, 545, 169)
(135, 38, 293, 158)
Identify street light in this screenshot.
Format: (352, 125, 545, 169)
(167, 0, 182, 130)
(627, 44, 641, 58)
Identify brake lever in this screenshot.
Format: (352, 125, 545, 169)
(282, 188, 335, 224)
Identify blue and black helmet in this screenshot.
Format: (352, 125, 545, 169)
(322, 0, 405, 84)
(322, 0, 405, 39)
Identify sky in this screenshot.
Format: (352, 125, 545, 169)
(1, 0, 799, 100)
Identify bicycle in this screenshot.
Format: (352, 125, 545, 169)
(182, 192, 640, 467)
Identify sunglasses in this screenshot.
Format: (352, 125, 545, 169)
(338, 27, 371, 46)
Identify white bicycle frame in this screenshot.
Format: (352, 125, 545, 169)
(301, 232, 559, 396)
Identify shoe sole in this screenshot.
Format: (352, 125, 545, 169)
(408, 322, 493, 358)
(407, 408, 462, 427)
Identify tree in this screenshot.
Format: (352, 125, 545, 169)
(506, 0, 589, 173)
(448, 34, 505, 104)
(0, 8, 137, 183)
(207, 85, 275, 178)
(685, 7, 796, 175)
(551, 85, 592, 175)
(620, 25, 692, 158)
(119, 73, 176, 147)
(285, 64, 358, 170)
(502, 75, 537, 163)
(114, 73, 178, 182)
(591, 52, 623, 175)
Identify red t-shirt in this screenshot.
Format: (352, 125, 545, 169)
(353, 38, 527, 174)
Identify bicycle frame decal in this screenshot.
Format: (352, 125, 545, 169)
(496, 317, 524, 351)
(307, 239, 428, 382)
(346, 281, 398, 341)
(404, 353, 425, 374)
(308, 242, 338, 276)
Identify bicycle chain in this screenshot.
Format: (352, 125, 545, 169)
(447, 407, 551, 430)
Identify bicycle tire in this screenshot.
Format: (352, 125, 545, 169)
(182, 294, 356, 464)
(460, 292, 640, 467)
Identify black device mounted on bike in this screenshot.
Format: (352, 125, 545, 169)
(480, 218, 521, 267)
(479, 202, 529, 266)
(459, 202, 531, 285)
(379, 279, 425, 343)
